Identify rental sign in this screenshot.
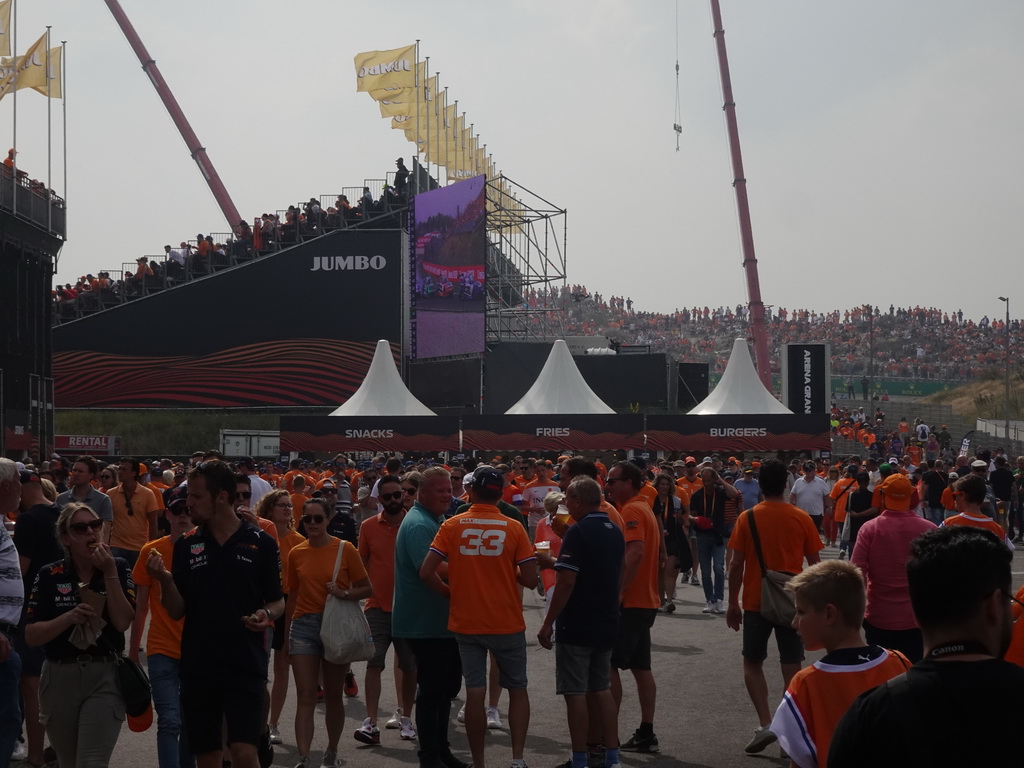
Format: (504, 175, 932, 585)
(54, 435, 120, 455)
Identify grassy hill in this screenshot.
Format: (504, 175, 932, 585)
(925, 368, 1023, 423)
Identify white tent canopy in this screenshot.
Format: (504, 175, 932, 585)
(688, 338, 792, 415)
(505, 340, 615, 415)
(329, 340, 437, 416)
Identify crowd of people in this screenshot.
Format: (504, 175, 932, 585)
(2, 445, 1022, 768)
(526, 288, 1019, 383)
(52, 161, 409, 322)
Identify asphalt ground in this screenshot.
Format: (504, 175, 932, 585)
(92, 543, 1024, 768)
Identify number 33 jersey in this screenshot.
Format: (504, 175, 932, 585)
(429, 503, 537, 634)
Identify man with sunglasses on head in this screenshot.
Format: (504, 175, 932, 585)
(146, 460, 283, 768)
(109, 457, 161, 569)
(130, 487, 195, 768)
(355, 475, 418, 745)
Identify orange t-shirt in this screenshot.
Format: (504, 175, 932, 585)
(257, 516, 279, 542)
(772, 648, 911, 766)
(677, 476, 703, 498)
(940, 487, 956, 511)
(1005, 584, 1024, 668)
(290, 492, 311, 528)
(618, 495, 662, 610)
(109, 483, 161, 551)
(278, 529, 306, 582)
(729, 501, 824, 612)
(429, 503, 536, 634)
(286, 537, 367, 619)
(829, 478, 858, 523)
(132, 536, 184, 659)
(358, 512, 403, 612)
(637, 483, 657, 508)
(941, 512, 1006, 541)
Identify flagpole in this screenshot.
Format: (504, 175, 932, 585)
(443, 86, 449, 184)
(453, 100, 459, 182)
(10, 0, 16, 216)
(413, 39, 420, 197)
(45, 25, 51, 232)
(423, 57, 430, 186)
(61, 39, 66, 246)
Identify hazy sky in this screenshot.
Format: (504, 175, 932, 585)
(8, 1, 1023, 322)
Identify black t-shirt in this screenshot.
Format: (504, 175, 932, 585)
(921, 470, 948, 507)
(829, 658, 1024, 767)
(13, 503, 63, 594)
(553, 511, 625, 648)
(25, 557, 135, 660)
(172, 521, 282, 682)
(989, 467, 1014, 501)
(689, 486, 728, 537)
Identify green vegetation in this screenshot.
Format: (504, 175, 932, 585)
(925, 368, 1024, 423)
(55, 410, 286, 456)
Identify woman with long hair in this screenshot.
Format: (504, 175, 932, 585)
(97, 466, 118, 494)
(24, 503, 135, 767)
(653, 474, 687, 612)
(257, 489, 306, 746)
(285, 498, 372, 768)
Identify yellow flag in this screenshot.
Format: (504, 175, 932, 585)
(367, 62, 425, 101)
(0, 32, 45, 101)
(354, 44, 416, 92)
(377, 75, 436, 118)
(27, 46, 62, 99)
(0, 0, 12, 57)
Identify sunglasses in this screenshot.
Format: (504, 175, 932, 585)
(125, 497, 134, 517)
(301, 514, 326, 524)
(69, 519, 104, 535)
(380, 491, 404, 501)
(168, 506, 189, 516)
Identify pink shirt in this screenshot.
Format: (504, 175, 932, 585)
(851, 508, 936, 630)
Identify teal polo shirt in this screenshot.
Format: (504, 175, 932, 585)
(392, 502, 452, 639)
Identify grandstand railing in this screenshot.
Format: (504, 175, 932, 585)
(1, 164, 66, 239)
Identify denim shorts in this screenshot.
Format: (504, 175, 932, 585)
(555, 643, 612, 696)
(288, 612, 325, 657)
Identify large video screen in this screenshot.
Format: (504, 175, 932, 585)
(410, 175, 486, 359)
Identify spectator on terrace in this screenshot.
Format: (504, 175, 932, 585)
(394, 158, 409, 197)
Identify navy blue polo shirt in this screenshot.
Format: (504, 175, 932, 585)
(553, 511, 625, 648)
(172, 520, 282, 681)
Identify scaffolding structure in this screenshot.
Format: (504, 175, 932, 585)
(484, 174, 567, 344)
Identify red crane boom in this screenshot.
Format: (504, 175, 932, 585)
(709, 0, 772, 389)
(103, 0, 242, 229)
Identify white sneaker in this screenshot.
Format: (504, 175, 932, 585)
(385, 707, 403, 729)
(320, 749, 339, 768)
(690, 574, 700, 585)
(399, 716, 417, 740)
(457, 703, 466, 723)
(11, 740, 27, 761)
(269, 724, 283, 744)
(486, 706, 503, 729)
(714, 600, 726, 614)
(701, 601, 715, 614)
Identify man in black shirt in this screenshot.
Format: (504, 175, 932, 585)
(988, 455, 1015, 533)
(920, 460, 949, 526)
(147, 460, 283, 768)
(829, 527, 1022, 767)
(12, 469, 62, 767)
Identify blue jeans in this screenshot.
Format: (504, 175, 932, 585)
(924, 505, 945, 527)
(0, 642, 21, 768)
(696, 532, 725, 602)
(148, 653, 193, 768)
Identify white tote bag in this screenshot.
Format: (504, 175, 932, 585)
(319, 540, 375, 665)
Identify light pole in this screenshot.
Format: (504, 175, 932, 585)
(998, 296, 1010, 443)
